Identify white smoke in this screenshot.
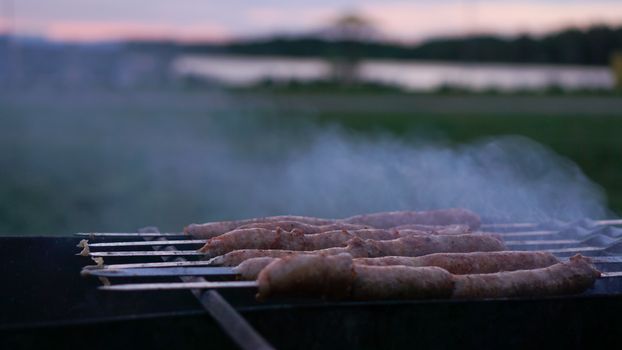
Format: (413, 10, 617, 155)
(173, 119, 611, 223)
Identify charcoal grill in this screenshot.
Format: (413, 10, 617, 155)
(3, 221, 622, 350)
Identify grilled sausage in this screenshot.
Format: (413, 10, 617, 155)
(256, 253, 356, 301)
(452, 254, 600, 299)
(255, 253, 455, 301)
(199, 228, 306, 258)
(344, 208, 481, 230)
(185, 215, 335, 238)
(199, 228, 435, 258)
(199, 224, 485, 259)
(208, 234, 505, 266)
(234, 257, 279, 281)
(186, 208, 481, 238)
(351, 265, 455, 300)
(255, 253, 599, 301)
(236, 221, 370, 233)
(234, 251, 560, 280)
(355, 251, 559, 274)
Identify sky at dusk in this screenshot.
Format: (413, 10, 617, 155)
(2, 0, 622, 43)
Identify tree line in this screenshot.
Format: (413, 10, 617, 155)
(167, 25, 622, 66)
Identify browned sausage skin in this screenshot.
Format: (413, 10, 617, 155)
(236, 221, 371, 233)
(355, 251, 559, 274)
(452, 254, 600, 299)
(256, 253, 356, 301)
(235, 251, 559, 281)
(198, 227, 474, 258)
(255, 253, 599, 301)
(185, 215, 335, 238)
(186, 208, 481, 238)
(208, 234, 505, 266)
(344, 208, 480, 230)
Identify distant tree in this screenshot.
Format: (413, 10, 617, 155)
(321, 12, 377, 42)
(321, 12, 377, 84)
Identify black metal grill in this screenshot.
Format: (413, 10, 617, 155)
(2, 222, 622, 350)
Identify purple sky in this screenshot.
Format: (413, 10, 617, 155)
(2, 0, 622, 42)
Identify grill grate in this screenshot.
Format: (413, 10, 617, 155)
(138, 227, 274, 350)
(78, 221, 622, 294)
(76, 221, 622, 347)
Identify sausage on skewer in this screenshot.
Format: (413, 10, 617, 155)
(344, 208, 481, 230)
(452, 254, 601, 299)
(185, 215, 335, 238)
(236, 221, 371, 233)
(209, 234, 506, 266)
(186, 208, 481, 238)
(255, 253, 599, 301)
(199, 227, 474, 258)
(234, 251, 560, 281)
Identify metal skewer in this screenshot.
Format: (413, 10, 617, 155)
(87, 239, 207, 247)
(84, 255, 622, 272)
(481, 223, 541, 230)
(83, 251, 622, 278)
(82, 259, 215, 270)
(83, 231, 563, 249)
(80, 237, 622, 259)
(84, 254, 622, 278)
(100, 280, 258, 291)
(84, 266, 237, 278)
(481, 219, 622, 230)
(80, 236, 613, 258)
(505, 239, 579, 246)
(98, 271, 622, 292)
(488, 230, 558, 237)
(539, 246, 605, 254)
(84, 250, 204, 257)
(78, 226, 274, 350)
(75, 232, 185, 238)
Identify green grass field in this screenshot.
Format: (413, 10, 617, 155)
(1, 89, 620, 234)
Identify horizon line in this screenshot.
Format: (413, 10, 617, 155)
(1, 21, 620, 47)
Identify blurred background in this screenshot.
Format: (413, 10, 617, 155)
(1, 0, 622, 234)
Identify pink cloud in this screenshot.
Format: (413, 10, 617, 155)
(245, 7, 335, 32)
(359, 1, 622, 42)
(43, 20, 231, 43)
(5, 1, 622, 43)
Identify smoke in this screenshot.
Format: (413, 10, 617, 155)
(282, 131, 610, 222)
(0, 89, 613, 234)
(168, 116, 611, 224)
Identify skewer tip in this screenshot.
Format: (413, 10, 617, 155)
(77, 239, 90, 256)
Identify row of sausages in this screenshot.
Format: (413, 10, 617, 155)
(183, 209, 600, 300)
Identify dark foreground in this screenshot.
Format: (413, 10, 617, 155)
(2, 236, 622, 350)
